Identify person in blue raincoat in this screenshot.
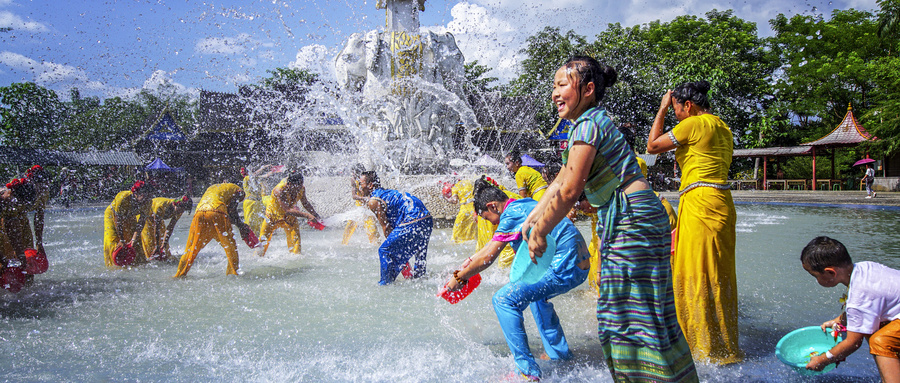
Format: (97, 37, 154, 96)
(358, 171, 433, 285)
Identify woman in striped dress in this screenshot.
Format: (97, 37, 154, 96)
(524, 56, 698, 382)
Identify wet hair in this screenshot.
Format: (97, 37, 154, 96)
(541, 159, 562, 183)
(801, 236, 853, 273)
(563, 55, 618, 107)
(361, 171, 381, 189)
(671, 81, 712, 110)
(6, 178, 36, 204)
(351, 163, 366, 177)
(506, 149, 522, 165)
(175, 195, 193, 211)
(473, 176, 510, 215)
(287, 172, 304, 185)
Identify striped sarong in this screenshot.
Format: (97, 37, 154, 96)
(596, 189, 698, 382)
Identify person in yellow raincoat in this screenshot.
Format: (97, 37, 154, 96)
(475, 176, 518, 267)
(242, 165, 275, 236)
(5, 166, 50, 257)
(442, 177, 477, 243)
(103, 181, 153, 268)
(174, 183, 251, 277)
(504, 150, 549, 201)
(141, 196, 192, 261)
(257, 172, 322, 257)
(343, 164, 379, 245)
(647, 80, 742, 364)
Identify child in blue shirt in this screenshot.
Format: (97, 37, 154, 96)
(444, 176, 589, 380)
(801, 236, 900, 380)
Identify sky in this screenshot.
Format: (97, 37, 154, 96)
(0, 0, 880, 100)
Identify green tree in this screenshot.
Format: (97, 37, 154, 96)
(0, 82, 65, 149)
(508, 27, 590, 128)
(463, 60, 499, 94)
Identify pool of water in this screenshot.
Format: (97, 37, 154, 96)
(1, 202, 895, 382)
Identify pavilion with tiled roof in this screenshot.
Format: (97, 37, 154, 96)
(733, 104, 877, 190)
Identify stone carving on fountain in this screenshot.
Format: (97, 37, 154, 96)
(334, 0, 476, 173)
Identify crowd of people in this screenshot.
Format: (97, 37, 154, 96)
(1, 54, 898, 382)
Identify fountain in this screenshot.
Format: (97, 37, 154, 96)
(332, 0, 476, 174)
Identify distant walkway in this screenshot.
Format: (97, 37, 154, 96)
(660, 190, 900, 208)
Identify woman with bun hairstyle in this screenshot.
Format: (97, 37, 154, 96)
(524, 56, 698, 381)
(646, 81, 742, 364)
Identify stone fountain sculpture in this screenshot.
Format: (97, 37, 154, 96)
(334, 0, 476, 173)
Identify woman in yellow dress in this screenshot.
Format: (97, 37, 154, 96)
(504, 150, 549, 201)
(174, 183, 250, 277)
(141, 196, 192, 261)
(258, 173, 322, 257)
(343, 164, 379, 245)
(242, 165, 275, 236)
(103, 181, 153, 268)
(475, 176, 518, 267)
(442, 178, 477, 243)
(647, 80, 742, 364)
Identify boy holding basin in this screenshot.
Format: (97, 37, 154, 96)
(801, 236, 900, 381)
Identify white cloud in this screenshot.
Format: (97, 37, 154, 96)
(0, 10, 48, 32)
(195, 33, 257, 55)
(142, 69, 198, 98)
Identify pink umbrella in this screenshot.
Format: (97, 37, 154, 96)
(853, 158, 876, 166)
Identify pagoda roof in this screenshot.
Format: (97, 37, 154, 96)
(801, 104, 876, 147)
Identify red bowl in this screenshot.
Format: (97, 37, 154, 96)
(112, 244, 136, 266)
(24, 248, 48, 274)
(1, 266, 26, 293)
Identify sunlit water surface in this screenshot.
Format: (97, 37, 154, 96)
(1, 202, 896, 382)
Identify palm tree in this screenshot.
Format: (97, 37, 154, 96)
(877, 0, 900, 39)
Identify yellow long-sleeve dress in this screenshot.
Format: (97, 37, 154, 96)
(174, 184, 243, 277)
(450, 180, 476, 243)
(140, 197, 185, 260)
(242, 175, 266, 236)
(670, 113, 742, 364)
(4, 187, 48, 254)
(514, 165, 549, 201)
(342, 179, 379, 245)
(103, 191, 152, 268)
(258, 178, 305, 256)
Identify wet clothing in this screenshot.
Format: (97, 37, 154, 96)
(258, 178, 308, 257)
(103, 191, 151, 268)
(369, 188, 432, 285)
(845, 262, 900, 358)
(174, 184, 243, 277)
(514, 165, 548, 201)
(450, 180, 476, 243)
(243, 175, 266, 235)
(669, 113, 742, 364)
(140, 197, 183, 260)
(477, 186, 519, 268)
(567, 106, 698, 381)
(343, 179, 380, 245)
(491, 198, 589, 378)
(5, 188, 49, 254)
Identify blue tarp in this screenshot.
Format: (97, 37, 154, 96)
(546, 119, 572, 140)
(521, 154, 544, 168)
(146, 158, 182, 172)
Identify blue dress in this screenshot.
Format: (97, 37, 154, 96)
(492, 198, 589, 378)
(369, 188, 433, 285)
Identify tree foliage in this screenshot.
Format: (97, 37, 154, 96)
(0, 82, 65, 149)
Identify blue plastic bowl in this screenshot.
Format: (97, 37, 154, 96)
(775, 326, 844, 376)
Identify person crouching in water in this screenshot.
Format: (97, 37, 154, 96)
(141, 196, 192, 261)
(444, 176, 590, 381)
(1, 179, 37, 271)
(257, 172, 322, 257)
(174, 183, 251, 277)
(358, 171, 432, 285)
(103, 181, 153, 268)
